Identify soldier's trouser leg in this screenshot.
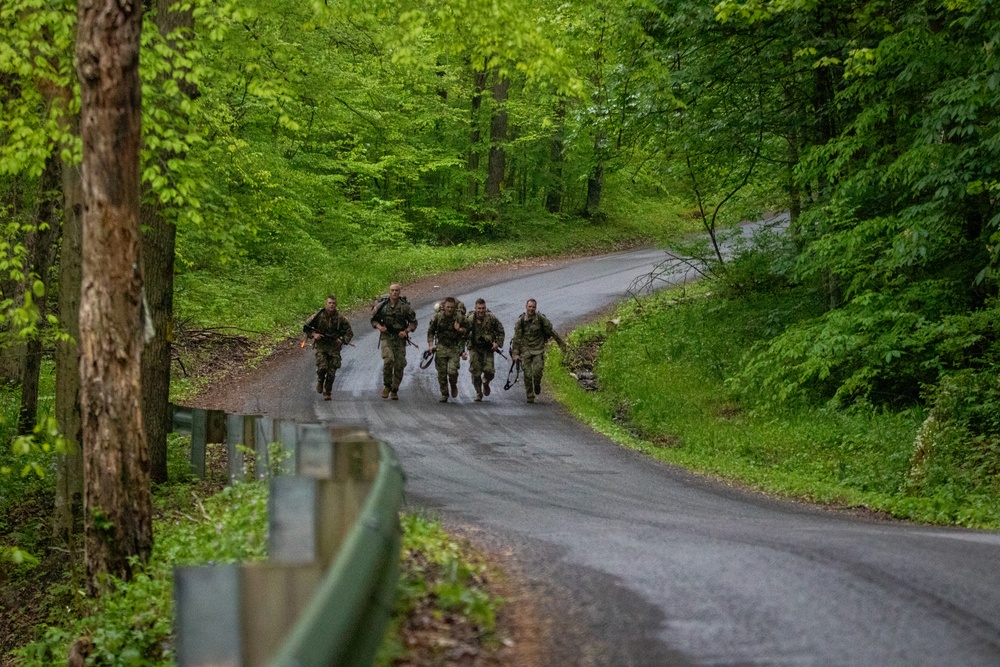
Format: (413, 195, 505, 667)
(315, 350, 330, 394)
(482, 353, 495, 395)
(523, 352, 545, 399)
(435, 353, 449, 398)
(319, 349, 341, 395)
(381, 340, 407, 390)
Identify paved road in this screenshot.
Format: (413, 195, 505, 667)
(229, 243, 1000, 666)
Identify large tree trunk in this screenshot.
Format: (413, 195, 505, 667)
(140, 0, 191, 485)
(18, 155, 62, 434)
(54, 150, 84, 545)
(485, 70, 510, 207)
(76, 0, 152, 591)
(140, 200, 173, 484)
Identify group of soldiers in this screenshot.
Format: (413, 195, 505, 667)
(303, 283, 565, 403)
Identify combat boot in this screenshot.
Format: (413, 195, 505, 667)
(472, 377, 483, 402)
(390, 390, 399, 400)
(324, 392, 332, 401)
(317, 372, 326, 394)
(449, 374, 459, 398)
(381, 386, 390, 399)
(534, 379, 542, 395)
(482, 377, 491, 396)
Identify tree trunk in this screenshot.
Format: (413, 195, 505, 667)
(54, 149, 84, 545)
(467, 68, 488, 202)
(545, 101, 566, 214)
(138, 0, 192, 485)
(18, 155, 62, 434)
(485, 70, 510, 207)
(76, 0, 152, 591)
(585, 137, 605, 218)
(140, 201, 174, 484)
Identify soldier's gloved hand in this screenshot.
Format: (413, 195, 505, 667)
(398, 330, 408, 339)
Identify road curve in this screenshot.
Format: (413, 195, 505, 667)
(223, 246, 1000, 666)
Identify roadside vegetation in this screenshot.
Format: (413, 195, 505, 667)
(552, 233, 1000, 529)
(5, 0, 1000, 662)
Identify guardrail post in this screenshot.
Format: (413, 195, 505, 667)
(275, 420, 297, 475)
(190, 408, 208, 480)
(174, 564, 243, 667)
(255, 417, 273, 480)
(226, 414, 260, 483)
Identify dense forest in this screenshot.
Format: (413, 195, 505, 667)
(2, 0, 1000, 659)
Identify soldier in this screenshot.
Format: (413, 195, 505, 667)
(303, 295, 354, 400)
(371, 283, 418, 400)
(466, 298, 505, 402)
(510, 298, 566, 403)
(427, 296, 468, 402)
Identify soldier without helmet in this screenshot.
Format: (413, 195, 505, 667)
(466, 298, 505, 401)
(511, 298, 565, 403)
(303, 295, 353, 400)
(371, 283, 418, 400)
(427, 296, 468, 402)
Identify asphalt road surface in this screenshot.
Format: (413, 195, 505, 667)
(226, 243, 1000, 666)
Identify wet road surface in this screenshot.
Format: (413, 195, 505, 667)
(228, 244, 1000, 666)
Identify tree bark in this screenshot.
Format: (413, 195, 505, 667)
(54, 150, 84, 545)
(76, 0, 152, 591)
(485, 70, 510, 207)
(467, 67, 488, 202)
(139, 0, 192, 485)
(140, 200, 173, 484)
(545, 101, 566, 214)
(585, 138, 605, 218)
(18, 155, 61, 434)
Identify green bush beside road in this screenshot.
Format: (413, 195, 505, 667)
(551, 279, 1000, 529)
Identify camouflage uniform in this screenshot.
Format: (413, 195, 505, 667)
(511, 312, 564, 402)
(428, 308, 468, 401)
(371, 298, 418, 396)
(304, 308, 353, 397)
(466, 310, 505, 401)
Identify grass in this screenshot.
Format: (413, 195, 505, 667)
(377, 513, 503, 665)
(550, 281, 1000, 529)
(174, 193, 691, 335)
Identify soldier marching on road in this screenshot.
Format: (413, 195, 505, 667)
(371, 283, 418, 400)
(303, 295, 354, 401)
(427, 296, 468, 402)
(510, 298, 566, 403)
(466, 298, 505, 402)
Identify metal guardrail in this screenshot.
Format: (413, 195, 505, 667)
(170, 405, 405, 667)
(269, 441, 403, 667)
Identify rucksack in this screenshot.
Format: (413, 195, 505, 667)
(371, 294, 409, 319)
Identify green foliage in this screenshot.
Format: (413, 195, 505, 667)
(552, 283, 999, 528)
(378, 513, 499, 664)
(905, 369, 1000, 524)
(16, 477, 268, 666)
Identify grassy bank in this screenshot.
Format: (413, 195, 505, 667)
(550, 281, 1000, 529)
(176, 194, 690, 334)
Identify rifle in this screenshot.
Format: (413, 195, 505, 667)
(301, 335, 356, 348)
(419, 348, 436, 369)
(504, 357, 522, 390)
